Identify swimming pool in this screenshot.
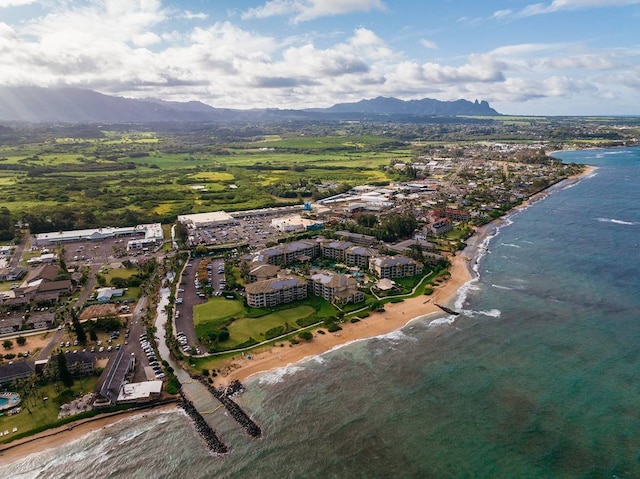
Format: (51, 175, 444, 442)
(0, 392, 21, 411)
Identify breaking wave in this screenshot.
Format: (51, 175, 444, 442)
(597, 217, 636, 226)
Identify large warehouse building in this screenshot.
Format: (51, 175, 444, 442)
(177, 211, 237, 228)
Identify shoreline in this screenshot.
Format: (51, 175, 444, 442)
(209, 164, 598, 388)
(0, 164, 597, 465)
(0, 401, 178, 464)
(210, 250, 473, 389)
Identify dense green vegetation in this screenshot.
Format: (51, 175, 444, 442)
(0, 124, 418, 233)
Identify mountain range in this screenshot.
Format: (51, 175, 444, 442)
(0, 86, 500, 123)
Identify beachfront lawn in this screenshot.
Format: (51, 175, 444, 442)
(194, 298, 246, 323)
(193, 297, 247, 340)
(193, 295, 338, 352)
(228, 305, 316, 346)
(0, 376, 98, 443)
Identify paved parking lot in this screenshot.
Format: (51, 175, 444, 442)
(187, 213, 292, 249)
(174, 258, 227, 355)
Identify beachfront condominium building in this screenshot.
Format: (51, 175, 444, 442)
(320, 240, 353, 262)
(245, 275, 308, 308)
(335, 231, 377, 246)
(344, 245, 377, 268)
(252, 240, 319, 266)
(247, 264, 281, 283)
(369, 255, 423, 279)
(308, 271, 364, 305)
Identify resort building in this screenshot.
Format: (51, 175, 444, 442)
(369, 255, 423, 279)
(388, 239, 437, 254)
(320, 240, 353, 262)
(247, 264, 281, 283)
(63, 351, 96, 376)
(245, 275, 308, 308)
(344, 245, 377, 268)
(2, 264, 74, 307)
(117, 381, 163, 404)
(308, 271, 364, 305)
(426, 219, 452, 236)
(0, 361, 35, 385)
(335, 231, 377, 246)
(252, 240, 319, 266)
(97, 349, 134, 407)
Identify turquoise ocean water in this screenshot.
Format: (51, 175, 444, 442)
(2, 147, 640, 478)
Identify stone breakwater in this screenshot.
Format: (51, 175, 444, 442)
(199, 378, 262, 438)
(178, 392, 228, 454)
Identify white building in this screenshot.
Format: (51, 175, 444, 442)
(34, 223, 163, 246)
(177, 211, 236, 228)
(117, 381, 163, 403)
(271, 215, 324, 233)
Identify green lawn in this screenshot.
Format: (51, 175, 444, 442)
(193, 296, 335, 351)
(102, 266, 137, 283)
(0, 376, 98, 443)
(193, 298, 247, 337)
(226, 305, 315, 347)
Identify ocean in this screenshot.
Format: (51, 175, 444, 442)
(3, 146, 640, 478)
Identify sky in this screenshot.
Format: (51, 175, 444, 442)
(0, 0, 639, 115)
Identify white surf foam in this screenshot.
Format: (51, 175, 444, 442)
(491, 284, 513, 290)
(460, 308, 502, 318)
(257, 364, 306, 385)
(597, 217, 636, 226)
(426, 315, 457, 328)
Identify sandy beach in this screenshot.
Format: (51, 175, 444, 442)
(0, 402, 178, 464)
(211, 249, 474, 388)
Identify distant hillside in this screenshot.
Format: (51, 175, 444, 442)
(0, 86, 500, 123)
(0, 86, 225, 122)
(313, 96, 499, 116)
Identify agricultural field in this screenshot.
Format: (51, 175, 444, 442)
(0, 124, 413, 233)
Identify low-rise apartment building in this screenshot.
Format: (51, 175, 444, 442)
(245, 276, 308, 308)
(309, 271, 364, 305)
(369, 255, 423, 279)
(254, 240, 319, 266)
(344, 245, 377, 268)
(320, 240, 353, 262)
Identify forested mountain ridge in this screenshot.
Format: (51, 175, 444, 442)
(0, 86, 500, 123)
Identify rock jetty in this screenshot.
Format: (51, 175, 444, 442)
(199, 379, 262, 438)
(178, 392, 228, 454)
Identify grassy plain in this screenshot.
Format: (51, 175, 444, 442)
(0, 129, 410, 230)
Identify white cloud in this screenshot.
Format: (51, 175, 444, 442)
(242, 0, 386, 23)
(420, 39, 438, 50)
(495, 0, 640, 19)
(0, 1, 637, 113)
(181, 10, 208, 20)
(132, 31, 161, 47)
(0, 0, 35, 7)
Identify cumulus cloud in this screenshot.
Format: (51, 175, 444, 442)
(0, 0, 637, 112)
(389, 54, 505, 88)
(181, 10, 208, 20)
(242, 0, 386, 23)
